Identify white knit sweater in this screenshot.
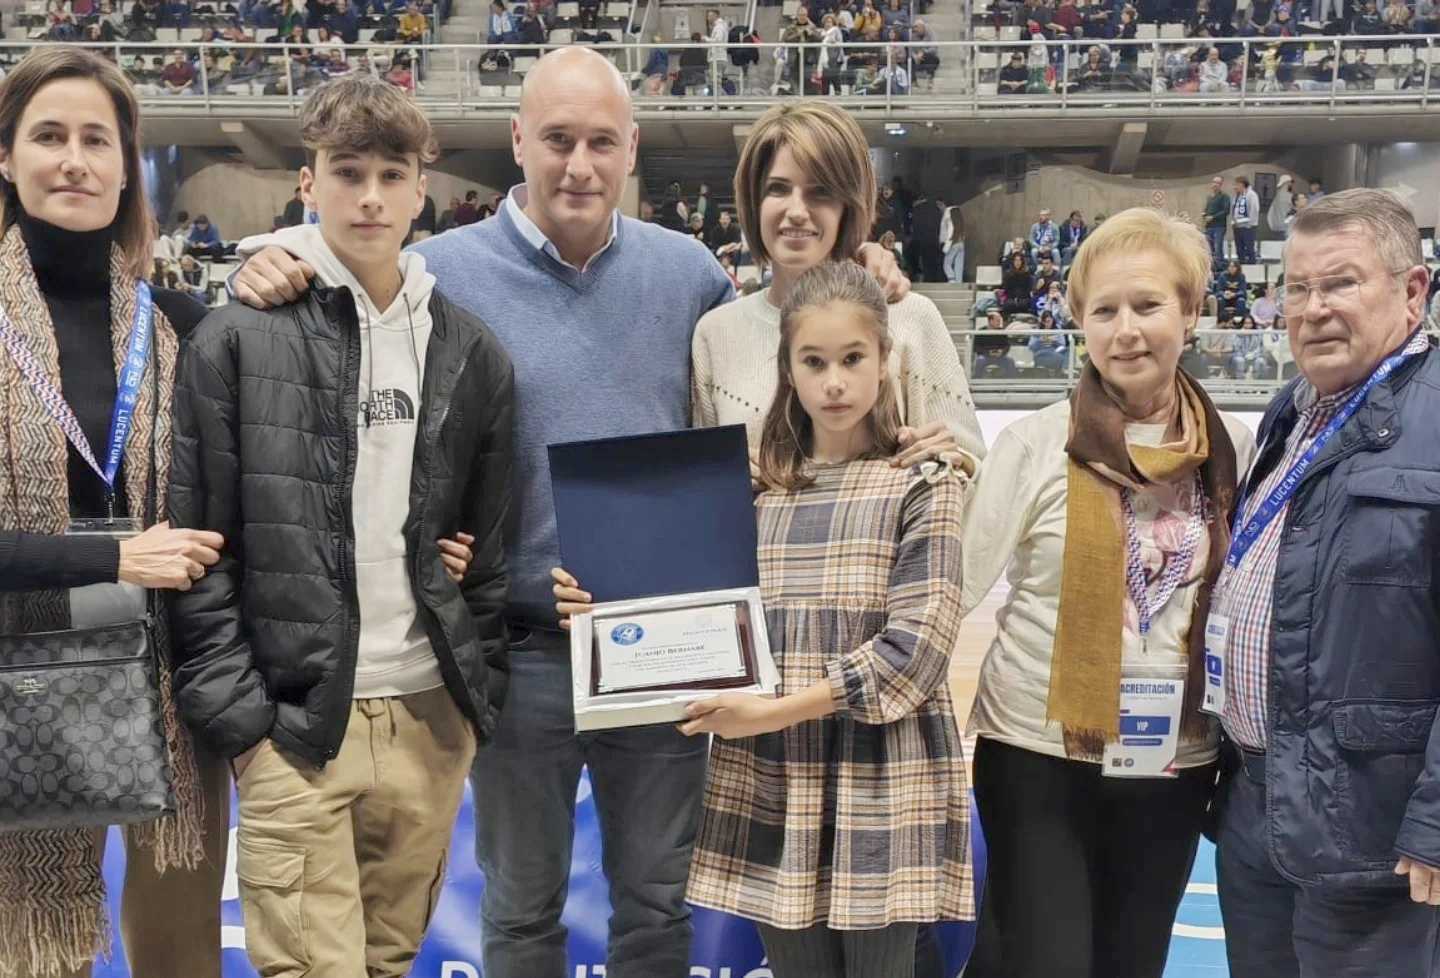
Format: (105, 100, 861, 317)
(691, 288, 986, 465)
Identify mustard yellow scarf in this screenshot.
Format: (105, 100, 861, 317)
(1049, 363, 1238, 757)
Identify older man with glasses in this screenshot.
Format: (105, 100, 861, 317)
(1208, 188, 1440, 977)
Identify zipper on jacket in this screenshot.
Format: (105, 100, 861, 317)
(325, 290, 365, 762)
(409, 324, 482, 717)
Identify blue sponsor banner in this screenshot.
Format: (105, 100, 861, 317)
(96, 772, 985, 978)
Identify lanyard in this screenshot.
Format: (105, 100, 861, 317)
(0, 282, 155, 514)
(1120, 472, 1206, 637)
(1225, 345, 1415, 570)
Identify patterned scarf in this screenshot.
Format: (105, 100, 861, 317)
(0, 224, 205, 978)
(1049, 362, 1238, 757)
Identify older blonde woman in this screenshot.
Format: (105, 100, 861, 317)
(961, 208, 1256, 978)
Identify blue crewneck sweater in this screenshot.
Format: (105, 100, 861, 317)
(411, 205, 733, 627)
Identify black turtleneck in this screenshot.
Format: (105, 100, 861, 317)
(0, 210, 209, 592)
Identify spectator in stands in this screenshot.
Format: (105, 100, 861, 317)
(308, 0, 338, 27)
(454, 189, 480, 225)
(1231, 175, 1259, 262)
(161, 49, 197, 94)
(641, 37, 670, 95)
(283, 187, 306, 228)
(942, 205, 965, 282)
(659, 180, 689, 230)
(1351, 0, 1385, 32)
(1203, 175, 1230, 265)
(1001, 251, 1035, 315)
(1029, 208, 1059, 263)
(853, 0, 882, 35)
(177, 253, 211, 301)
(185, 214, 223, 259)
(1001, 235, 1029, 264)
(819, 14, 847, 94)
(516, 7, 547, 48)
(686, 211, 708, 247)
(1199, 46, 1230, 92)
(882, 0, 910, 32)
(436, 196, 460, 232)
(705, 8, 729, 79)
(1059, 210, 1088, 265)
(676, 32, 710, 95)
(1000, 50, 1030, 93)
(1049, 0, 1083, 35)
(1032, 253, 1061, 296)
(46, 0, 79, 40)
(1339, 48, 1378, 88)
(1029, 308, 1068, 374)
(1037, 278, 1071, 324)
(908, 189, 944, 282)
(712, 209, 743, 258)
(1227, 313, 1274, 378)
(1076, 46, 1112, 92)
(327, 0, 360, 42)
(1251, 282, 1278, 327)
(384, 52, 415, 92)
(976, 308, 1018, 376)
(1382, 0, 1412, 30)
(1214, 259, 1249, 319)
(910, 19, 940, 90)
(487, 0, 516, 43)
(397, 3, 427, 41)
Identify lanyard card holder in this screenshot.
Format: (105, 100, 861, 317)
(1102, 660, 1188, 779)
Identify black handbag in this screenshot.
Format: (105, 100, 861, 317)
(0, 342, 174, 833)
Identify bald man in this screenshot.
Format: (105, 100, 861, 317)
(231, 48, 908, 978)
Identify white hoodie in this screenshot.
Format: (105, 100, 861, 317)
(238, 224, 442, 698)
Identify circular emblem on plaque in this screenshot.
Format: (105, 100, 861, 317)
(610, 623, 645, 646)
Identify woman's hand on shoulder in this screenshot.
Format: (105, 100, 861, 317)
(855, 242, 911, 303)
(891, 420, 957, 468)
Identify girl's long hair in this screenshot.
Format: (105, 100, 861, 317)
(757, 262, 902, 492)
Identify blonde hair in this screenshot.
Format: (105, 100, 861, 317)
(757, 262, 901, 492)
(0, 46, 154, 279)
(733, 102, 876, 269)
(1067, 206, 1212, 320)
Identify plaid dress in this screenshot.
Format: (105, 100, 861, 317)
(687, 459, 975, 930)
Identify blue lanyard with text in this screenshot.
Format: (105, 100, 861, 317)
(1225, 346, 1414, 570)
(0, 281, 154, 519)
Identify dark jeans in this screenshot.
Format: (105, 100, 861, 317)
(966, 737, 1215, 978)
(1216, 753, 1440, 977)
(1234, 225, 1258, 263)
(471, 627, 709, 978)
(1206, 224, 1227, 263)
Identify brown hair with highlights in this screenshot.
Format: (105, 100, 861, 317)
(733, 101, 876, 269)
(0, 46, 154, 278)
(299, 73, 438, 169)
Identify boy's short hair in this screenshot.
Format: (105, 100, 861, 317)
(298, 74, 437, 169)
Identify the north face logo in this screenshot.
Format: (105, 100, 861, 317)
(360, 389, 416, 427)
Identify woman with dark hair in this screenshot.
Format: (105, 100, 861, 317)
(1000, 249, 1035, 315)
(0, 46, 229, 978)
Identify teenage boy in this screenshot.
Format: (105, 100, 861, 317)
(168, 74, 514, 978)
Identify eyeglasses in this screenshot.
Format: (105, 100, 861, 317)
(1275, 268, 1412, 315)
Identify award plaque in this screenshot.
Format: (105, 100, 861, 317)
(549, 425, 778, 731)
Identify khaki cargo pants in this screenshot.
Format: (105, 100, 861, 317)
(234, 687, 476, 978)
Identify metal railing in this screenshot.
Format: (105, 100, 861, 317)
(953, 327, 1300, 406)
(11, 33, 1440, 111)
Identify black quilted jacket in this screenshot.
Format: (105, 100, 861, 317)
(167, 285, 513, 767)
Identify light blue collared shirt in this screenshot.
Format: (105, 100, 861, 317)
(503, 184, 620, 274)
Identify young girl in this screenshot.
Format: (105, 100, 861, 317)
(679, 261, 974, 978)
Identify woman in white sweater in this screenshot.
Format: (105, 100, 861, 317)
(960, 209, 1256, 978)
(691, 100, 984, 473)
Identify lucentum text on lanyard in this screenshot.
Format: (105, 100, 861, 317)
(1226, 341, 1418, 571)
(0, 282, 155, 521)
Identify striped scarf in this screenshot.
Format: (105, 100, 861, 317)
(0, 224, 205, 978)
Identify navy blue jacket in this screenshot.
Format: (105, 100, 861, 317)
(1246, 338, 1440, 887)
